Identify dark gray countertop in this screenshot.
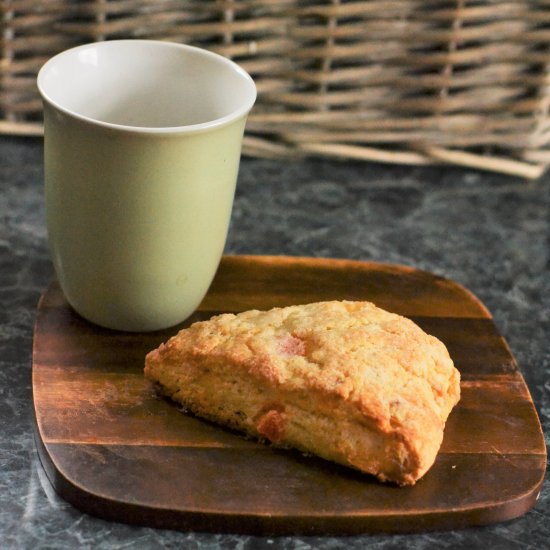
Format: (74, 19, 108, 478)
(1, 135, 548, 548)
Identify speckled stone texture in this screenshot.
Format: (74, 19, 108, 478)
(1, 135, 548, 549)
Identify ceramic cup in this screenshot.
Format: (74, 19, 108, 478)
(38, 40, 256, 332)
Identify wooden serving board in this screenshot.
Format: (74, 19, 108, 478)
(32, 255, 546, 535)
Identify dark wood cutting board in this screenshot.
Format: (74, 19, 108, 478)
(32, 255, 546, 535)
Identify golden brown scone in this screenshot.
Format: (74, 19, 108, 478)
(144, 300, 460, 485)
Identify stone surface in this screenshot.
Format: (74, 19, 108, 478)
(0, 135, 548, 548)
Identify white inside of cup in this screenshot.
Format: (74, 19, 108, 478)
(38, 40, 256, 131)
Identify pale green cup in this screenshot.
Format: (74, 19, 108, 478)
(38, 40, 256, 332)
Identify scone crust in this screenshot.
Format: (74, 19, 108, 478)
(145, 300, 460, 485)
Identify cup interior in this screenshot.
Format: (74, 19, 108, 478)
(38, 40, 256, 130)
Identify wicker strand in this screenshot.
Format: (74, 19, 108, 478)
(297, 142, 545, 180)
(1, 0, 15, 122)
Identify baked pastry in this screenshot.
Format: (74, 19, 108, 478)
(144, 300, 460, 485)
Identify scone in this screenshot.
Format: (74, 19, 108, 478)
(144, 300, 460, 485)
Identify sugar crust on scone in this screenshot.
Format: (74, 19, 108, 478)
(144, 300, 460, 486)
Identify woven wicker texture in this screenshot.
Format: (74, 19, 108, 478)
(2, 0, 550, 177)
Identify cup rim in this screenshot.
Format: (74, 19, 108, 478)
(37, 39, 257, 135)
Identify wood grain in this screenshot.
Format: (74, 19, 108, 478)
(32, 255, 546, 534)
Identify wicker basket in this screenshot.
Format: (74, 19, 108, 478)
(2, 0, 550, 178)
